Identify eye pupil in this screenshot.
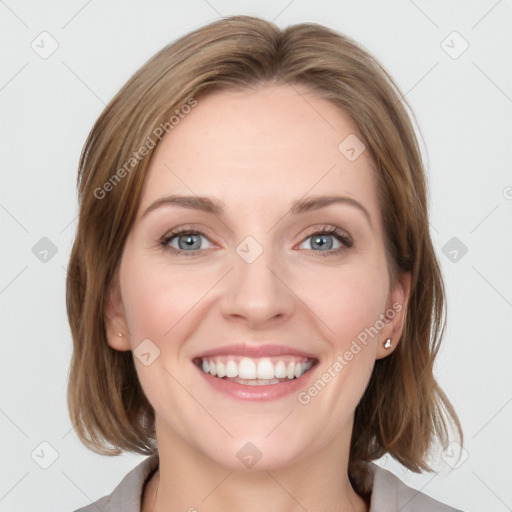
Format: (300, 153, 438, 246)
(311, 235, 333, 250)
(179, 234, 201, 250)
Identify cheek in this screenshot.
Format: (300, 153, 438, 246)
(294, 265, 388, 421)
(299, 259, 389, 345)
(119, 249, 215, 343)
(117, 250, 210, 412)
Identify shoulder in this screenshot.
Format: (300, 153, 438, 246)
(367, 462, 464, 512)
(71, 455, 159, 512)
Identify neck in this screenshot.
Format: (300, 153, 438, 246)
(142, 418, 369, 512)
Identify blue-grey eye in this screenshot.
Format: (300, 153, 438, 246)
(167, 232, 213, 251)
(300, 233, 342, 251)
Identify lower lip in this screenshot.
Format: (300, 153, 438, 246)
(195, 362, 317, 401)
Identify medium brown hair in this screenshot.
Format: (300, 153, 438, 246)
(66, 14, 463, 491)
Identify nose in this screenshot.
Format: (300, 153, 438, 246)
(219, 242, 296, 329)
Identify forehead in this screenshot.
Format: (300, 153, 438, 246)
(137, 84, 379, 222)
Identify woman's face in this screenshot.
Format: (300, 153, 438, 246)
(106, 84, 409, 470)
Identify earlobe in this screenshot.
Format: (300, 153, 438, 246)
(104, 273, 131, 351)
(375, 271, 411, 360)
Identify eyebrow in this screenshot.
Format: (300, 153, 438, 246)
(141, 194, 373, 228)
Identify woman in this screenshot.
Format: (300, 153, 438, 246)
(67, 15, 464, 512)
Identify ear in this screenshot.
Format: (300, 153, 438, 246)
(104, 269, 131, 351)
(375, 271, 411, 360)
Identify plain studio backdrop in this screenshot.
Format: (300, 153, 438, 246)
(0, 1, 511, 511)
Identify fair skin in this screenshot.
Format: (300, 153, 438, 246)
(105, 83, 410, 512)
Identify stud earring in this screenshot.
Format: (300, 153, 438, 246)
(116, 332, 123, 337)
(384, 338, 392, 349)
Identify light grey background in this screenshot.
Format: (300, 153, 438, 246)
(1, 1, 511, 511)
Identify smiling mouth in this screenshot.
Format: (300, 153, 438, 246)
(194, 355, 318, 386)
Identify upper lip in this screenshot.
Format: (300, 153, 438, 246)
(194, 343, 318, 360)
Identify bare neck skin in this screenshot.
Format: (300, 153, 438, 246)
(141, 416, 369, 512)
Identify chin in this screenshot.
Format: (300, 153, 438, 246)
(200, 434, 310, 473)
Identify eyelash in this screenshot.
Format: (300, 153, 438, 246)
(160, 225, 353, 258)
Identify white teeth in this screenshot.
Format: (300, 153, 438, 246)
(225, 360, 238, 378)
(257, 359, 275, 380)
(216, 361, 226, 378)
(275, 361, 287, 378)
(199, 356, 315, 382)
(239, 357, 257, 379)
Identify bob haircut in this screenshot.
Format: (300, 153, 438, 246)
(66, 14, 463, 491)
